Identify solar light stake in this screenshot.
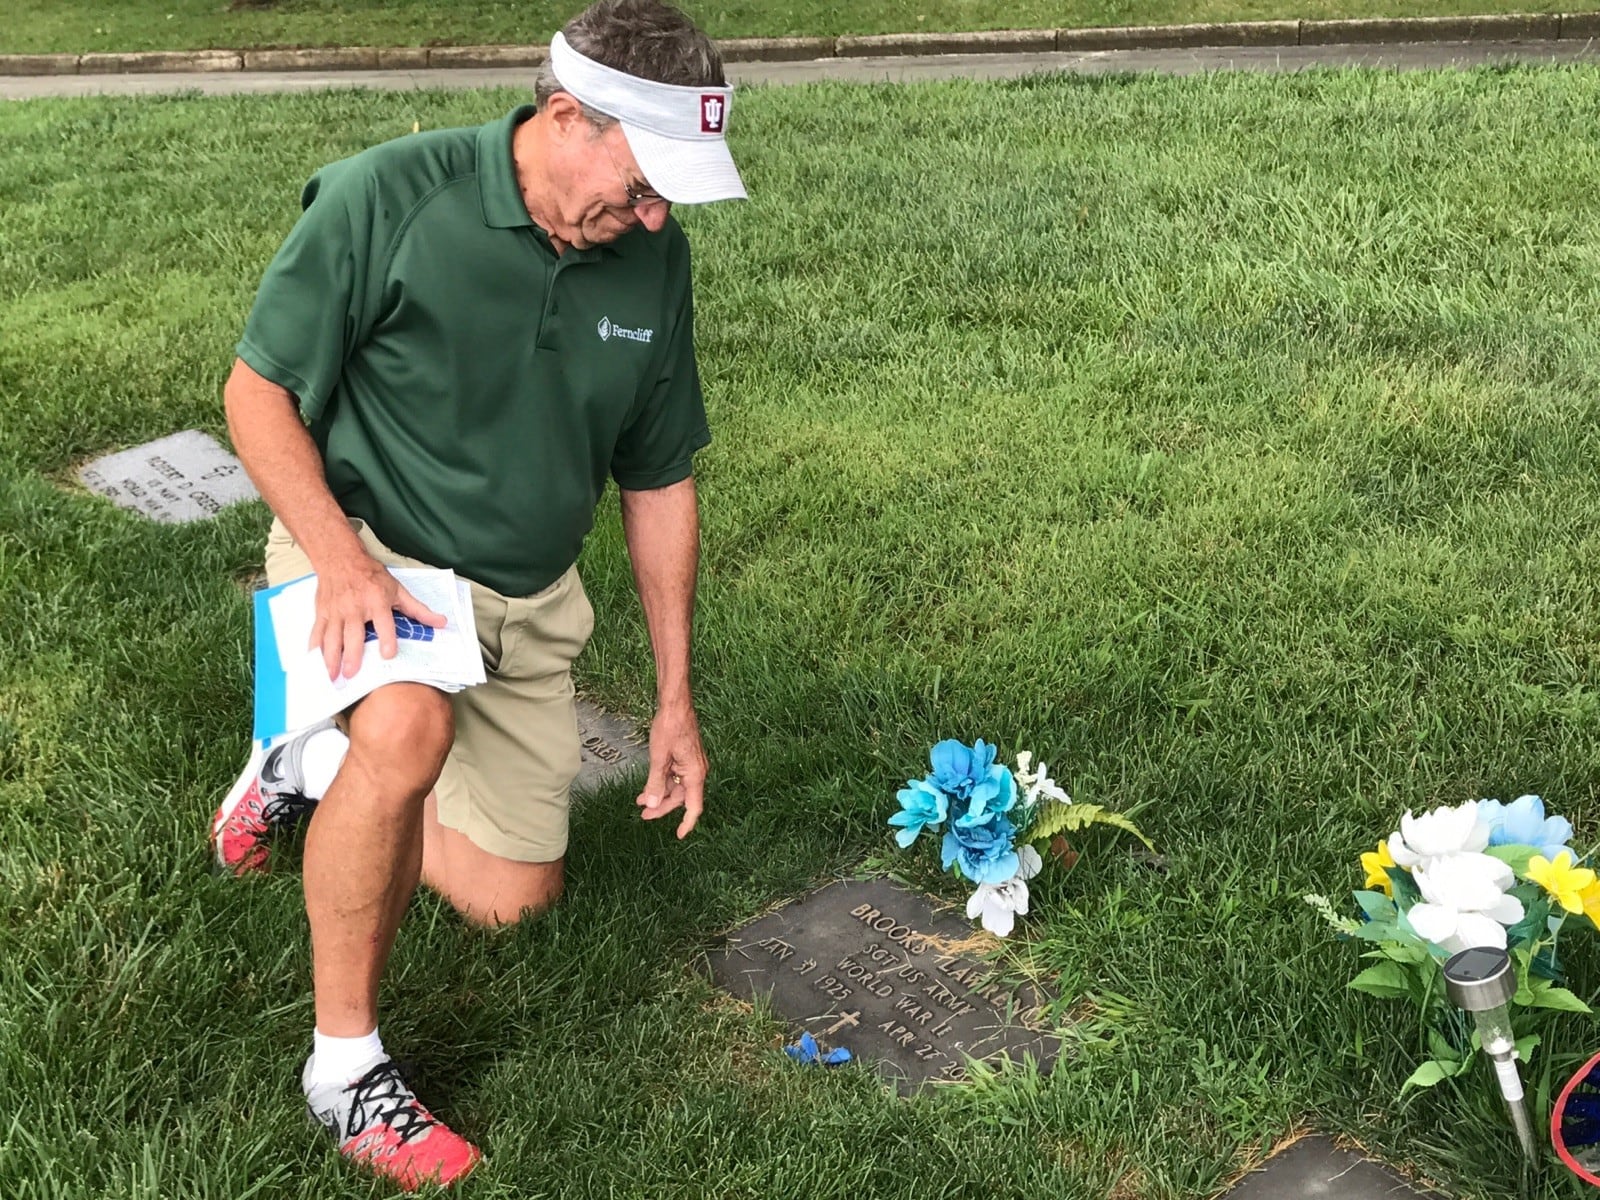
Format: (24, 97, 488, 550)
(1443, 946, 1538, 1163)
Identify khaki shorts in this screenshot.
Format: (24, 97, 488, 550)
(264, 517, 595, 863)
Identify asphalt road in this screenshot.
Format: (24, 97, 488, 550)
(3, 38, 1599, 100)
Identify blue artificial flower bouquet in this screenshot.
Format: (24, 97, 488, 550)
(890, 739, 1150, 937)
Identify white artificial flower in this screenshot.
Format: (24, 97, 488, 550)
(1015, 844, 1042, 880)
(1406, 852, 1525, 954)
(1025, 762, 1071, 805)
(1386, 801, 1490, 869)
(967, 879, 1029, 937)
(965, 846, 1043, 938)
(1014, 750, 1070, 804)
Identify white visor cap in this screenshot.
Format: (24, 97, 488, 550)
(550, 32, 746, 204)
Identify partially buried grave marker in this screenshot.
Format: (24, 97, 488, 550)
(79, 430, 259, 522)
(574, 699, 648, 794)
(1219, 1135, 1439, 1200)
(708, 878, 1060, 1091)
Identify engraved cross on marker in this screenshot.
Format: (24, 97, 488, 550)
(823, 1010, 861, 1035)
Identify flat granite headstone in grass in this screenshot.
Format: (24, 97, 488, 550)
(709, 878, 1060, 1092)
(79, 431, 259, 522)
(1222, 1136, 1438, 1200)
(574, 698, 647, 794)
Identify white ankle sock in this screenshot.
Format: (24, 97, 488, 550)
(306, 1026, 386, 1091)
(299, 729, 350, 801)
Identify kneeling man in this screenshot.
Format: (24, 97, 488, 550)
(211, 0, 745, 1186)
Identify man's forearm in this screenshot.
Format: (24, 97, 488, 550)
(618, 478, 700, 709)
(225, 358, 444, 676)
(223, 357, 367, 574)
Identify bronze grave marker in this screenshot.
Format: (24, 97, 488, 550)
(574, 698, 647, 794)
(708, 878, 1060, 1091)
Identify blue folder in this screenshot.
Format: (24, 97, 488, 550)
(250, 574, 308, 743)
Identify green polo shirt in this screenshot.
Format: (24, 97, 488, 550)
(237, 105, 710, 596)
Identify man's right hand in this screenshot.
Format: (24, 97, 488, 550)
(310, 553, 447, 680)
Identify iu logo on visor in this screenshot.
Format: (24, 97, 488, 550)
(700, 94, 725, 133)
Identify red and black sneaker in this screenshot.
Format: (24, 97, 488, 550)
(210, 721, 331, 875)
(305, 1058, 483, 1191)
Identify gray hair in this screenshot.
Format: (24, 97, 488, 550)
(535, 0, 727, 127)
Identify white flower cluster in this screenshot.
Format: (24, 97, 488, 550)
(1388, 801, 1524, 953)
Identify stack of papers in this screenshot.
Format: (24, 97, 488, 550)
(252, 567, 486, 743)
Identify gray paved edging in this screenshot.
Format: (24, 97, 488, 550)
(11, 41, 1598, 99)
(4, 11, 1597, 76)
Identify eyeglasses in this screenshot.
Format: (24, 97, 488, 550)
(604, 139, 666, 209)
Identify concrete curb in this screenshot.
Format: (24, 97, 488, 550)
(76, 49, 243, 74)
(241, 46, 380, 71)
(1057, 20, 1299, 49)
(719, 36, 836, 63)
(836, 29, 1058, 57)
(1299, 12, 1561, 42)
(4, 12, 1597, 77)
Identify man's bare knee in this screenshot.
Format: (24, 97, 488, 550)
(456, 879, 564, 929)
(436, 856, 564, 929)
(343, 684, 453, 801)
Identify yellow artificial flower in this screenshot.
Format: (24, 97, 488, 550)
(1361, 840, 1397, 896)
(1526, 851, 1597, 914)
(1578, 878, 1600, 929)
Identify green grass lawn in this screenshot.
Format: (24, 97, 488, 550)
(7, 66, 1600, 1198)
(7, 0, 1600, 55)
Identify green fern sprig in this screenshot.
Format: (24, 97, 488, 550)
(1023, 801, 1152, 850)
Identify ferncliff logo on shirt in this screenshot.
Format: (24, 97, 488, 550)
(596, 316, 653, 344)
